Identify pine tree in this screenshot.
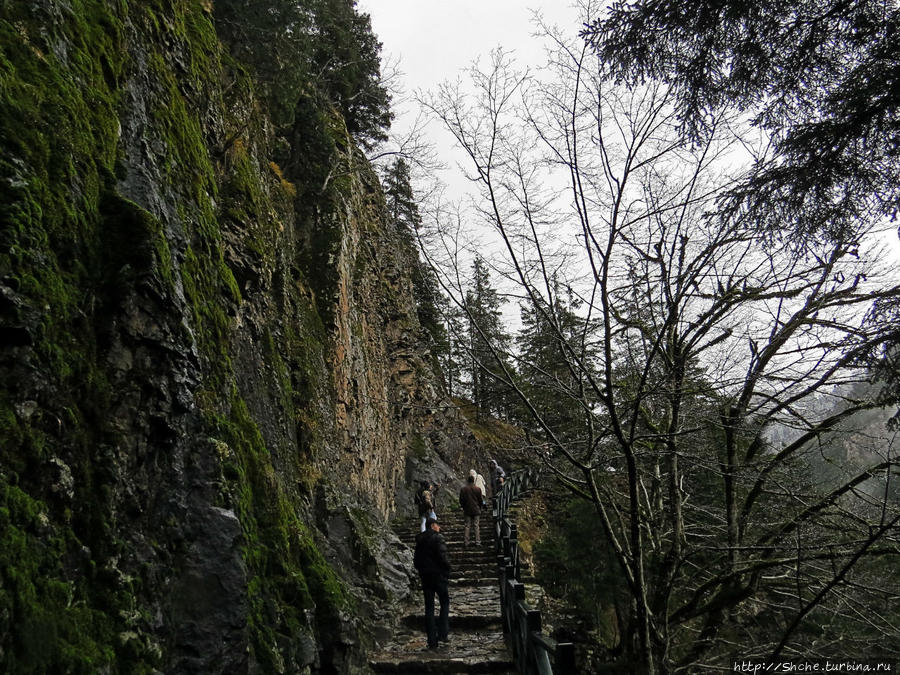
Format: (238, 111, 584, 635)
(383, 158, 418, 244)
(381, 158, 447, 366)
(440, 304, 468, 399)
(516, 282, 595, 440)
(464, 256, 513, 419)
(215, 0, 391, 145)
(311, 0, 392, 148)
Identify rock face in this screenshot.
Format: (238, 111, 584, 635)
(0, 2, 469, 673)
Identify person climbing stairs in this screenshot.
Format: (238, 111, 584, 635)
(368, 506, 517, 674)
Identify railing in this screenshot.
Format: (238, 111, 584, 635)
(493, 468, 577, 674)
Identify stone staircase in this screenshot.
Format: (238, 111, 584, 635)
(367, 506, 517, 674)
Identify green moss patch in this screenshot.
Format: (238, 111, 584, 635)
(208, 394, 347, 669)
(0, 477, 117, 673)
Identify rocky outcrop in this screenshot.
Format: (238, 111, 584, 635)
(0, 2, 473, 673)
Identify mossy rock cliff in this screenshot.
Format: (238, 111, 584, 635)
(0, 1, 462, 672)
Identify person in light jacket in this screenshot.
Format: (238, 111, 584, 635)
(415, 480, 438, 532)
(469, 468, 487, 504)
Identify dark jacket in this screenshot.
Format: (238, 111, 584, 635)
(414, 528, 451, 580)
(459, 484, 483, 516)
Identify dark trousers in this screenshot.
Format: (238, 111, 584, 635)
(421, 575, 449, 647)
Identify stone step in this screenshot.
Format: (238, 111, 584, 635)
(404, 585, 499, 616)
(368, 629, 515, 673)
(399, 543, 494, 554)
(450, 563, 496, 572)
(397, 527, 493, 539)
(449, 576, 497, 587)
(402, 532, 491, 540)
(450, 555, 497, 564)
(400, 613, 503, 631)
(397, 542, 494, 555)
(451, 568, 496, 578)
(450, 565, 496, 576)
(397, 539, 494, 550)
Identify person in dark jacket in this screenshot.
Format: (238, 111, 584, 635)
(415, 480, 437, 532)
(489, 459, 506, 495)
(458, 475, 483, 546)
(413, 517, 451, 649)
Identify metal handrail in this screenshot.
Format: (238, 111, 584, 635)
(493, 468, 576, 674)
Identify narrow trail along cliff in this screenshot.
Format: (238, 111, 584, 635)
(369, 509, 516, 674)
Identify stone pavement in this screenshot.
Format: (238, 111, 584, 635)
(368, 507, 516, 674)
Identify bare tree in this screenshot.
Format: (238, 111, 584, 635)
(365, 53, 443, 179)
(419, 10, 900, 673)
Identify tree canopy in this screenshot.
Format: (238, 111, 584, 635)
(583, 0, 900, 244)
(215, 0, 391, 147)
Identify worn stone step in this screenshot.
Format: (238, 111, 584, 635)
(450, 567, 495, 579)
(458, 556, 497, 564)
(451, 567, 496, 577)
(397, 527, 493, 540)
(440, 535, 492, 543)
(450, 563, 494, 573)
(449, 576, 496, 586)
(400, 613, 503, 631)
(396, 544, 494, 558)
(397, 538, 494, 550)
(397, 539, 493, 550)
(450, 560, 496, 569)
(448, 554, 496, 565)
(449, 576, 497, 588)
(369, 629, 515, 673)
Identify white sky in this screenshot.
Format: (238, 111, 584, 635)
(359, 1, 584, 98)
(358, 2, 587, 194)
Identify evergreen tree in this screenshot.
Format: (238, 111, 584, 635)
(583, 0, 899, 244)
(311, 0, 392, 149)
(383, 157, 418, 243)
(440, 304, 468, 400)
(215, 0, 391, 146)
(464, 256, 513, 419)
(516, 283, 595, 441)
(215, 0, 316, 127)
(381, 158, 447, 365)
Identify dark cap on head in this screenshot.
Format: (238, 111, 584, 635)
(425, 517, 439, 529)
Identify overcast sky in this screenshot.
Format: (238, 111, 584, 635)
(357, 1, 589, 211)
(358, 1, 584, 97)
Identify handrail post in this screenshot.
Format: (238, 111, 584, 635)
(555, 642, 576, 674)
(509, 523, 519, 580)
(526, 609, 541, 674)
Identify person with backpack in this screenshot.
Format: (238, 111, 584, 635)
(415, 480, 437, 532)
